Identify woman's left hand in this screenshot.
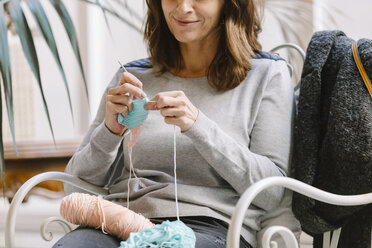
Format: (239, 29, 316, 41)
(145, 91, 199, 132)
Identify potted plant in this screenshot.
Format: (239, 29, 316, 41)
(0, 0, 142, 195)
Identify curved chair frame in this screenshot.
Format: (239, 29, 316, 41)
(270, 43, 306, 60)
(270, 42, 306, 92)
(5, 172, 372, 248)
(226, 177, 372, 248)
(5, 172, 108, 248)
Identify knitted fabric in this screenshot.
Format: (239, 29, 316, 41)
(118, 98, 149, 130)
(120, 220, 196, 248)
(293, 30, 372, 248)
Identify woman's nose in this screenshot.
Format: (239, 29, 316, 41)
(176, 0, 194, 14)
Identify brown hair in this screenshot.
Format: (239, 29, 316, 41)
(144, 0, 263, 91)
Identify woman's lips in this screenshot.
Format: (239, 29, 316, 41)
(175, 18, 199, 26)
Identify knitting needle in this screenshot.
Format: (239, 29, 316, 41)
(118, 60, 147, 96)
(118, 60, 128, 73)
(118, 60, 138, 99)
(117, 61, 157, 110)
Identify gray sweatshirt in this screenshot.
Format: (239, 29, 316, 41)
(65, 56, 300, 247)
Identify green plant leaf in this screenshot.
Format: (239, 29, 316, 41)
(48, 0, 89, 106)
(8, 0, 55, 142)
(25, 0, 74, 122)
(0, 2, 13, 196)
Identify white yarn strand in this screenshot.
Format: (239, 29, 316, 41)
(126, 132, 132, 209)
(173, 125, 180, 221)
(123, 123, 180, 221)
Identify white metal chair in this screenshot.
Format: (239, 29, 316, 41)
(4, 44, 372, 247)
(5, 172, 372, 248)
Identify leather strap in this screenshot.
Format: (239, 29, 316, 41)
(352, 42, 372, 98)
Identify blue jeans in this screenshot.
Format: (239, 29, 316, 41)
(52, 216, 253, 248)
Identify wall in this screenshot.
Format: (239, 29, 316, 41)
(86, 1, 148, 121)
(315, 0, 372, 40)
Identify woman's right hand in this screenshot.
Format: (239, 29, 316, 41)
(104, 71, 146, 135)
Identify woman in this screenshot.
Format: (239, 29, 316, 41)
(56, 0, 300, 247)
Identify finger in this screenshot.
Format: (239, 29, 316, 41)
(155, 91, 184, 98)
(106, 94, 130, 106)
(108, 83, 146, 99)
(107, 102, 129, 116)
(155, 95, 186, 109)
(119, 72, 143, 88)
(145, 91, 186, 110)
(160, 107, 185, 117)
(164, 116, 184, 126)
(144, 101, 158, 110)
(107, 94, 133, 112)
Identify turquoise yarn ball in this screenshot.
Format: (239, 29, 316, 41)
(119, 220, 196, 248)
(118, 98, 150, 130)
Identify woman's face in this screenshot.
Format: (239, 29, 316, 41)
(161, 0, 225, 45)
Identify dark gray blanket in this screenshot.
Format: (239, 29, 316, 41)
(292, 30, 372, 248)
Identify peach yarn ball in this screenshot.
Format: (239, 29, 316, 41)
(60, 192, 155, 240)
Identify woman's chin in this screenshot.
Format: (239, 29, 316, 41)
(173, 33, 199, 45)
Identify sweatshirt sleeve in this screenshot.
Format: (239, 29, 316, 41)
(65, 69, 126, 193)
(184, 61, 295, 211)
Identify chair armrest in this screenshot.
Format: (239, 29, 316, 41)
(226, 177, 372, 248)
(5, 171, 108, 248)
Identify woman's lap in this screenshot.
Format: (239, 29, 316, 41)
(52, 227, 121, 248)
(52, 216, 252, 248)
